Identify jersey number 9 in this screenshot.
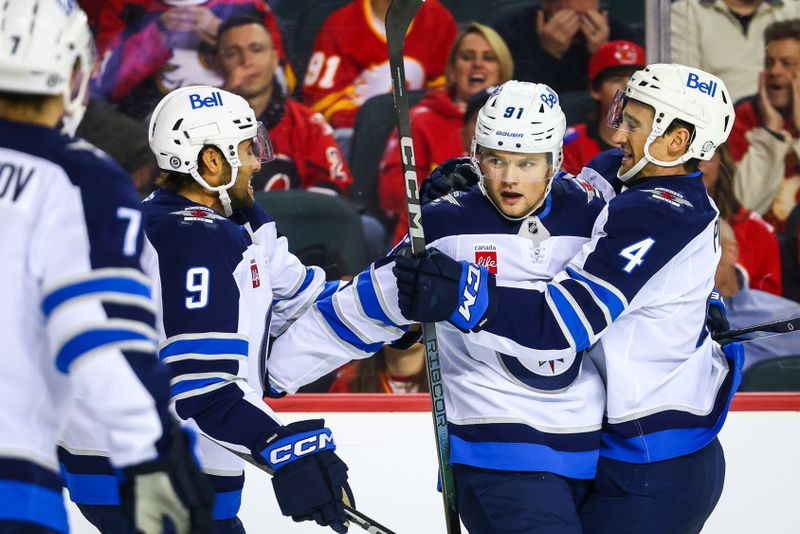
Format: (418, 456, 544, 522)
(185, 267, 209, 309)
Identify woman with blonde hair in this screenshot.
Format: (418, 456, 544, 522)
(378, 22, 513, 243)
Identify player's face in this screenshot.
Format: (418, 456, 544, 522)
(480, 149, 551, 218)
(764, 38, 800, 111)
(229, 139, 263, 208)
(610, 98, 655, 177)
(448, 33, 502, 104)
(218, 24, 278, 99)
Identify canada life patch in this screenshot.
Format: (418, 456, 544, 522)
(250, 260, 261, 288)
(474, 244, 498, 274)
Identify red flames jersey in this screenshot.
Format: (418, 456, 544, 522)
(731, 207, 783, 295)
(301, 0, 456, 129)
(254, 98, 353, 193)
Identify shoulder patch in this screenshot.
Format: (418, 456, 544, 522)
(171, 206, 227, 225)
(570, 175, 596, 203)
(639, 187, 694, 210)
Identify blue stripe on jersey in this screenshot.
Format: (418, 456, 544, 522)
(159, 338, 249, 359)
(316, 281, 340, 302)
(498, 350, 583, 391)
(449, 437, 598, 479)
(42, 277, 150, 317)
(558, 279, 611, 337)
(547, 285, 591, 351)
(566, 267, 624, 320)
(276, 268, 315, 301)
(601, 344, 743, 463)
(316, 299, 384, 354)
(0, 480, 68, 533)
(170, 377, 226, 397)
(60, 470, 119, 505)
(356, 271, 401, 328)
(206, 472, 244, 520)
(56, 329, 154, 373)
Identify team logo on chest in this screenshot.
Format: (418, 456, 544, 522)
(473, 244, 498, 275)
(250, 259, 261, 289)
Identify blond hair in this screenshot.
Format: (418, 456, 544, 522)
(446, 22, 514, 90)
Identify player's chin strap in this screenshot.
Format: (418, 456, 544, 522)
(189, 166, 239, 217)
(617, 132, 693, 182)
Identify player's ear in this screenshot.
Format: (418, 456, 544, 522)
(668, 126, 692, 157)
(199, 147, 225, 182)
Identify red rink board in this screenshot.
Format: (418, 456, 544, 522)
(266, 393, 800, 412)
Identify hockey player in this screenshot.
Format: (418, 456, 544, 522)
(0, 1, 213, 532)
(396, 65, 743, 533)
(267, 80, 609, 532)
(146, 85, 353, 532)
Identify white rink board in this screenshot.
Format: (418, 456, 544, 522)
(66, 410, 800, 534)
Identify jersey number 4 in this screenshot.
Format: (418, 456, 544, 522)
(619, 238, 655, 274)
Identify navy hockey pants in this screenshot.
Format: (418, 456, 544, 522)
(453, 464, 590, 533)
(580, 437, 725, 534)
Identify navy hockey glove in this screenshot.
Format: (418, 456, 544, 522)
(706, 289, 730, 338)
(258, 420, 354, 533)
(120, 424, 214, 534)
(419, 157, 479, 205)
(393, 247, 498, 332)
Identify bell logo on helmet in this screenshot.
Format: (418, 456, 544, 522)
(686, 73, 717, 97)
(189, 92, 224, 110)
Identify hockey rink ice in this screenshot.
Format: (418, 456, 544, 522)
(65, 394, 800, 533)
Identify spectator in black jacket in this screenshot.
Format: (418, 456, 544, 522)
(492, 0, 638, 94)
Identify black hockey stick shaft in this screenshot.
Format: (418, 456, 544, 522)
(386, 1, 461, 533)
(210, 442, 397, 534)
(713, 315, 800, 344)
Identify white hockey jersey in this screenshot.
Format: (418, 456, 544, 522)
(269, 176, 609, 479)
(0, 119, 172, 531)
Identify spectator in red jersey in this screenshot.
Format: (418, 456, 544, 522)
(702, 143, 783, 295)
(561, 40, 645, 175)
(728, 19, 800, 231)
(93, 0, 290, 122)
(379, 23, 512, 244)
(329, 338, 428, 393)
(301, 0, 457, 130)
(217, 14, 352, 194)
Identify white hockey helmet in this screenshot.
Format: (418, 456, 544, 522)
(470, 80, 567, 219)
(607, 63, 735, 181)
(0, 0, 94, 135)
(149, 85, 273, 216)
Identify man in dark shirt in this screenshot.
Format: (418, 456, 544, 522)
(492, 0, 637, 93)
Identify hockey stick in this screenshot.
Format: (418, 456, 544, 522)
(207, 440, 397, 534)
(713, 316, 800, 345)
(386, 1, 461, 533)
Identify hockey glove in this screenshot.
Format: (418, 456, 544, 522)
(706, 289, 730, 338)
(120, 424, 214, 534)
(393, 247, 498, 332)
(419, 157, 480, 205)
(258, 419, 354, 533)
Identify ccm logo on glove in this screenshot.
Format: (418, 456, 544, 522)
(458, 264, 482, 321)
(262, 429, 336, 469)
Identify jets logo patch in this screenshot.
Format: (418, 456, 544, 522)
(171, 206, 226, 225)
(572, 176, 596, 203)
(641, 188, 694, 209)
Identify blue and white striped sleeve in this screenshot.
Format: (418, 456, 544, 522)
(268, 256, 410, 393)
(34, 168, 169, 468)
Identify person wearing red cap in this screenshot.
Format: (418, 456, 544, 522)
(561, 40, 645, 175)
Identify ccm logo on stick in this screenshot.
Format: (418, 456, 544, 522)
(268, 431, 335, 466)
(189, 91, 224, 109)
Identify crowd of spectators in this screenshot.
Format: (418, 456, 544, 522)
(76, 0, 799, 392)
